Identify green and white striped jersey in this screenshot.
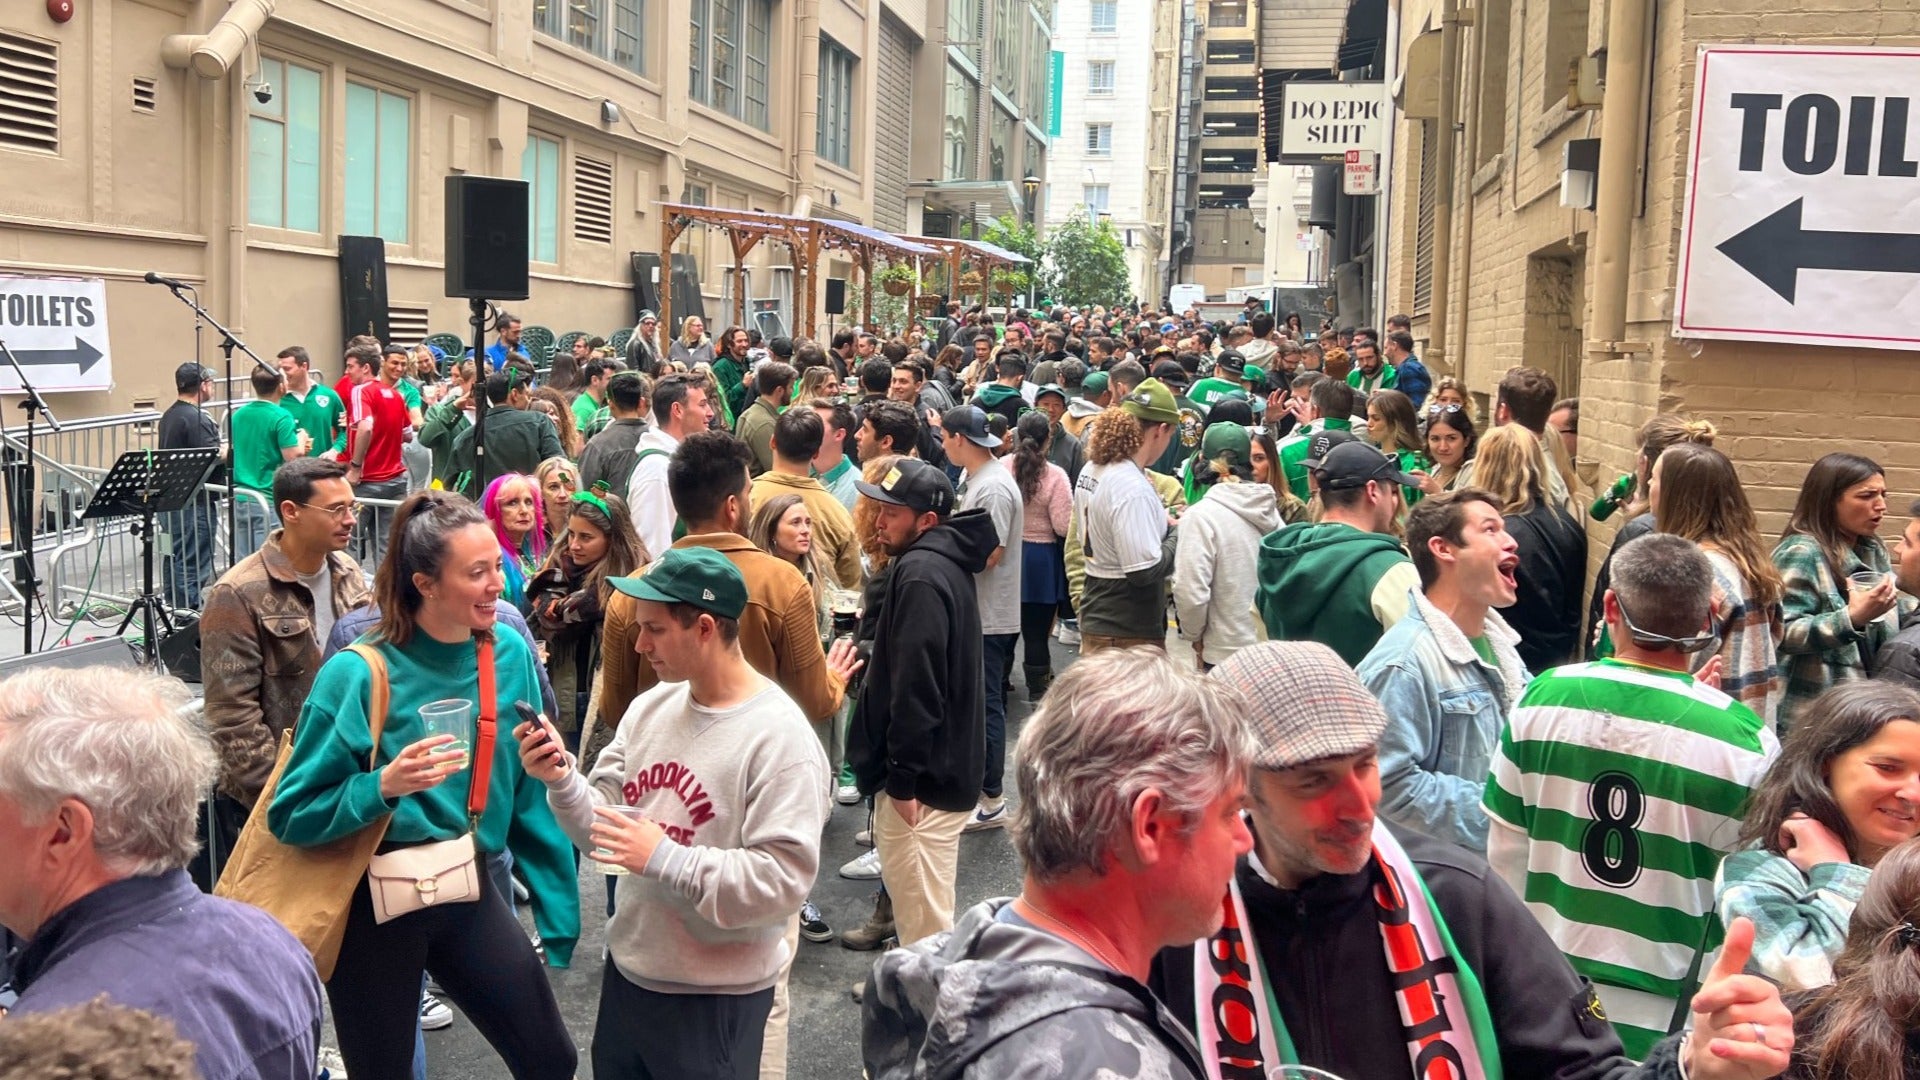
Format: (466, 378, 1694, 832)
(1484, 658, 1778, 1060)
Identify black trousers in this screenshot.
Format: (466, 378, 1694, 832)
(592, 961, 775, 1080)
(1019, 602, 1056, 671)
(326, 870, 576, 1080)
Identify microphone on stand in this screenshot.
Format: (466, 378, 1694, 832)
(142, 271, 191, 291)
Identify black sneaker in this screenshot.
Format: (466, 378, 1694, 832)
(799, 900, 833, 943)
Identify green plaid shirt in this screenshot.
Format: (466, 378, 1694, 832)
(1771, 533, 1913, 728)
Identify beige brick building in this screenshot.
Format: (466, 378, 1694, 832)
(0, 0, 1050, 417)
(1381, 0, 1920, 559)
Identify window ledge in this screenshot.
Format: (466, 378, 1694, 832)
(1471, 153, 1503, 194)
(532, 37, 662, 96)
(1529, 97, 1585, 148)
(688, 102, 780, 147)
(819, 159, 863, 185)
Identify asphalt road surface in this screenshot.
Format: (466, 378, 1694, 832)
(397, 638, 1069, 1079)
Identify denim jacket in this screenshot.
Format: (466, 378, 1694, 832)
(1358, 591, 1530, 851)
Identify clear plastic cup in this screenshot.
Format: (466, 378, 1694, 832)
(594, 804, 649, 877)
(1849, 569, 1889, 593)
(418, 699, 475, 761)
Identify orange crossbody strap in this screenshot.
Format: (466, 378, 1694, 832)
(469, 634, 496, 829)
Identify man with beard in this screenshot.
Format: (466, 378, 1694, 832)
(1149, 640, 1796, 1080)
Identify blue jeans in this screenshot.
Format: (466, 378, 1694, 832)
(981, 633, 1018, 799)
(161, 500, 217, 610)
(232, 496, 273, 562)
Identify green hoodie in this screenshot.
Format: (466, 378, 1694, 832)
(1277, 417, 1353, 501)
(1257, 520, 1420, 666)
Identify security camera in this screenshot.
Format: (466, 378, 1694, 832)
(253, 81, 273, 106)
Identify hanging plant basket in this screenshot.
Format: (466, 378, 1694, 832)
(959, 270, 984, 291)
(916, 295, 943, 312)
(883, 278, 911, 296)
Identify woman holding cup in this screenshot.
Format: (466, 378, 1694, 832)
(269, 491, 579, 1080)
(1773, 453, 1918, 727)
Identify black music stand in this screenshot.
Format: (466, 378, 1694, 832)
(81, 447, 221, 667)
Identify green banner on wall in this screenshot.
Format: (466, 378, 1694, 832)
(1047, 50, 1063, 138)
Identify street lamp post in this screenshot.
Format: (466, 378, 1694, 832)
(1021, 173, 1041, 308)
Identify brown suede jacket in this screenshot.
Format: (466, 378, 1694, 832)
(199, 531, 371, 806)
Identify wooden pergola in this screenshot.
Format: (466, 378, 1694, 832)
(899, 235, 1034, 312)
(658, 203, 938, 341)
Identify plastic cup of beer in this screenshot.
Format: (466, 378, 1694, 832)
(594, 805, 649, 876)
(418, 699, 474, 764)
(1850, 569, 1889, 593)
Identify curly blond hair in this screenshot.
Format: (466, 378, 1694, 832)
(1085, 407, 1144, 466)
(855, 454, 905, 570)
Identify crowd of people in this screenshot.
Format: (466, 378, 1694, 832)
(8, 298, 1920, 1080)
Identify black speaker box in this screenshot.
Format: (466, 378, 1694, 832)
(669, 254, 705, 322)
(338, 235, 390, 344)
(630, 252, 663, 320)
(824, 278, 847, 315)
(445, 175, 531, 300)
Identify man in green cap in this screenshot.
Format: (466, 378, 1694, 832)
(1072, 378, 1182, 653)
(521, 544, 831, 1080)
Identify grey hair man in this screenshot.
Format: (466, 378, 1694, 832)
(862, 646, 1255, 1080)
(1148, 641, 1795, 1080)
(0, 668, 323, 1079)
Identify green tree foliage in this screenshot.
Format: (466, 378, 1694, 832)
(1042, 214, 1132, 309)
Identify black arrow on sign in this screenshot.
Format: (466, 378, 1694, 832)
(1717, 198, 1920, 304)
(7, 340, 103, 374)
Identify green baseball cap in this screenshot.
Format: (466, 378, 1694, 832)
(1080, 371, 1110, 397)
(1242, 364, 1268, 384)
(1120, 377, 1182, 425)
(1199, 422, 1252, 466)
(609, 547, 748, 620)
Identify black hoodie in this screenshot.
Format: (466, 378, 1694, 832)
(850, 508, 996, 812)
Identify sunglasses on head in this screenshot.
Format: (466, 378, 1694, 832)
(1615, 594, 1718, 653)
(1426, 403, 1464, 415)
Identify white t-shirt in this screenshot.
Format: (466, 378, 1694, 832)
(959, 457, 1024, 636)
(1076, 460, 1167, 580)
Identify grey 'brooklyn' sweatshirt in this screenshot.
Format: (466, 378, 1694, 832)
(545, 677, 830, 994)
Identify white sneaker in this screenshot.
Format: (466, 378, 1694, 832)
(317, 1046, 349, 1079)
(835, 783, 862, 805)
(839, 847, 883, 880)
(419, 990, 454, 1031)
(855, 827, 874, 847)
(964, 798, 1008, 833)
(1054, 621, 1081, 646)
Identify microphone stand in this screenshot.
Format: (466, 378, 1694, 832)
(0, 339, 61, 655)
(153, 283, 276, 578)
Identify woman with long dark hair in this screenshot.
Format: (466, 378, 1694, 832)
(1418, 402, 1477, 495)
(527, 489, 645, 753)
(1012, 411, 1072, 698)
(1652, 442, 1787, 723)
(1471, 425, 1586, 672)
(1365, 388, 1428, 505)
(1718, 680, 1920, 990)
(482, 473, 546, 612)
(1786, 836, 1920, 1079)
(1774, 452, 1914, 725)
(269, 491, 579, 1079)
(748, 492, 834, 642)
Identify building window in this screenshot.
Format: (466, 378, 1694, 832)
(1202, 111, 1258, 137)
(690, 0, 772, 129)
(1026, 13, 1048, 131)
(992, 0, 1021, 99)
(1085, 122, 1111, 156)
(817, 36, 855, 168)
(1089, 0, 1116, 32)
(1543, 0, 1589, 109)
(944, 63, 976, 180)
(1206, 0, 1246, 26)
(523, 134, 560, 263)
(1083, 184, 1109, 213)
(1025, 131, 1045, 186)
(1206, 39, 1253, 64)
(533, 0, 645, 74)
(344, 83, 409, 242)
(1476, 0, 1511, 163)
(246, 57, 321, 232)
(1088, 60, 1114, 95)
(1204, 76, 1257, 101)
(948, 0, 981, 65)
(1201, 147, 1258, 173)
(990, 105, 1015, 180)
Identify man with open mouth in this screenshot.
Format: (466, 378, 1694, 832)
(1357, 488, 1530, 853)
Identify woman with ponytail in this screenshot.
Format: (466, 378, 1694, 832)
(1786, 835, 1920, 1078)
(526, 488, 645, 752)
(1013, 411, 1072, 698)
(269, 491, 579, 1077)
(481, 473, 547, 612)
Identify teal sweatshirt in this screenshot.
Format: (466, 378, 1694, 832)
(267, 629, 581, 966)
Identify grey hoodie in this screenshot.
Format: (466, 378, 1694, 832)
(1174, 480, 1281, 666)
(863, 899, 1206, 1080)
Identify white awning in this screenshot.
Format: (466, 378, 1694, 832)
(908, 180, 1024, 221)
(1260, 0, 1351, 74)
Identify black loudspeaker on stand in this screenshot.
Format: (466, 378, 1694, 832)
(446, 175, 531, 500)
(339, 235, 391, 344)
(824, 277, 848, 316)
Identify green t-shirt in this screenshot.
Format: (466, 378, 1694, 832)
(393, 378, 422, 412)
(232, 399, 299, 494)
(280, 383, 344, 457)
(571, 390, 601, 431)
(1469, 634, 1496, 666)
